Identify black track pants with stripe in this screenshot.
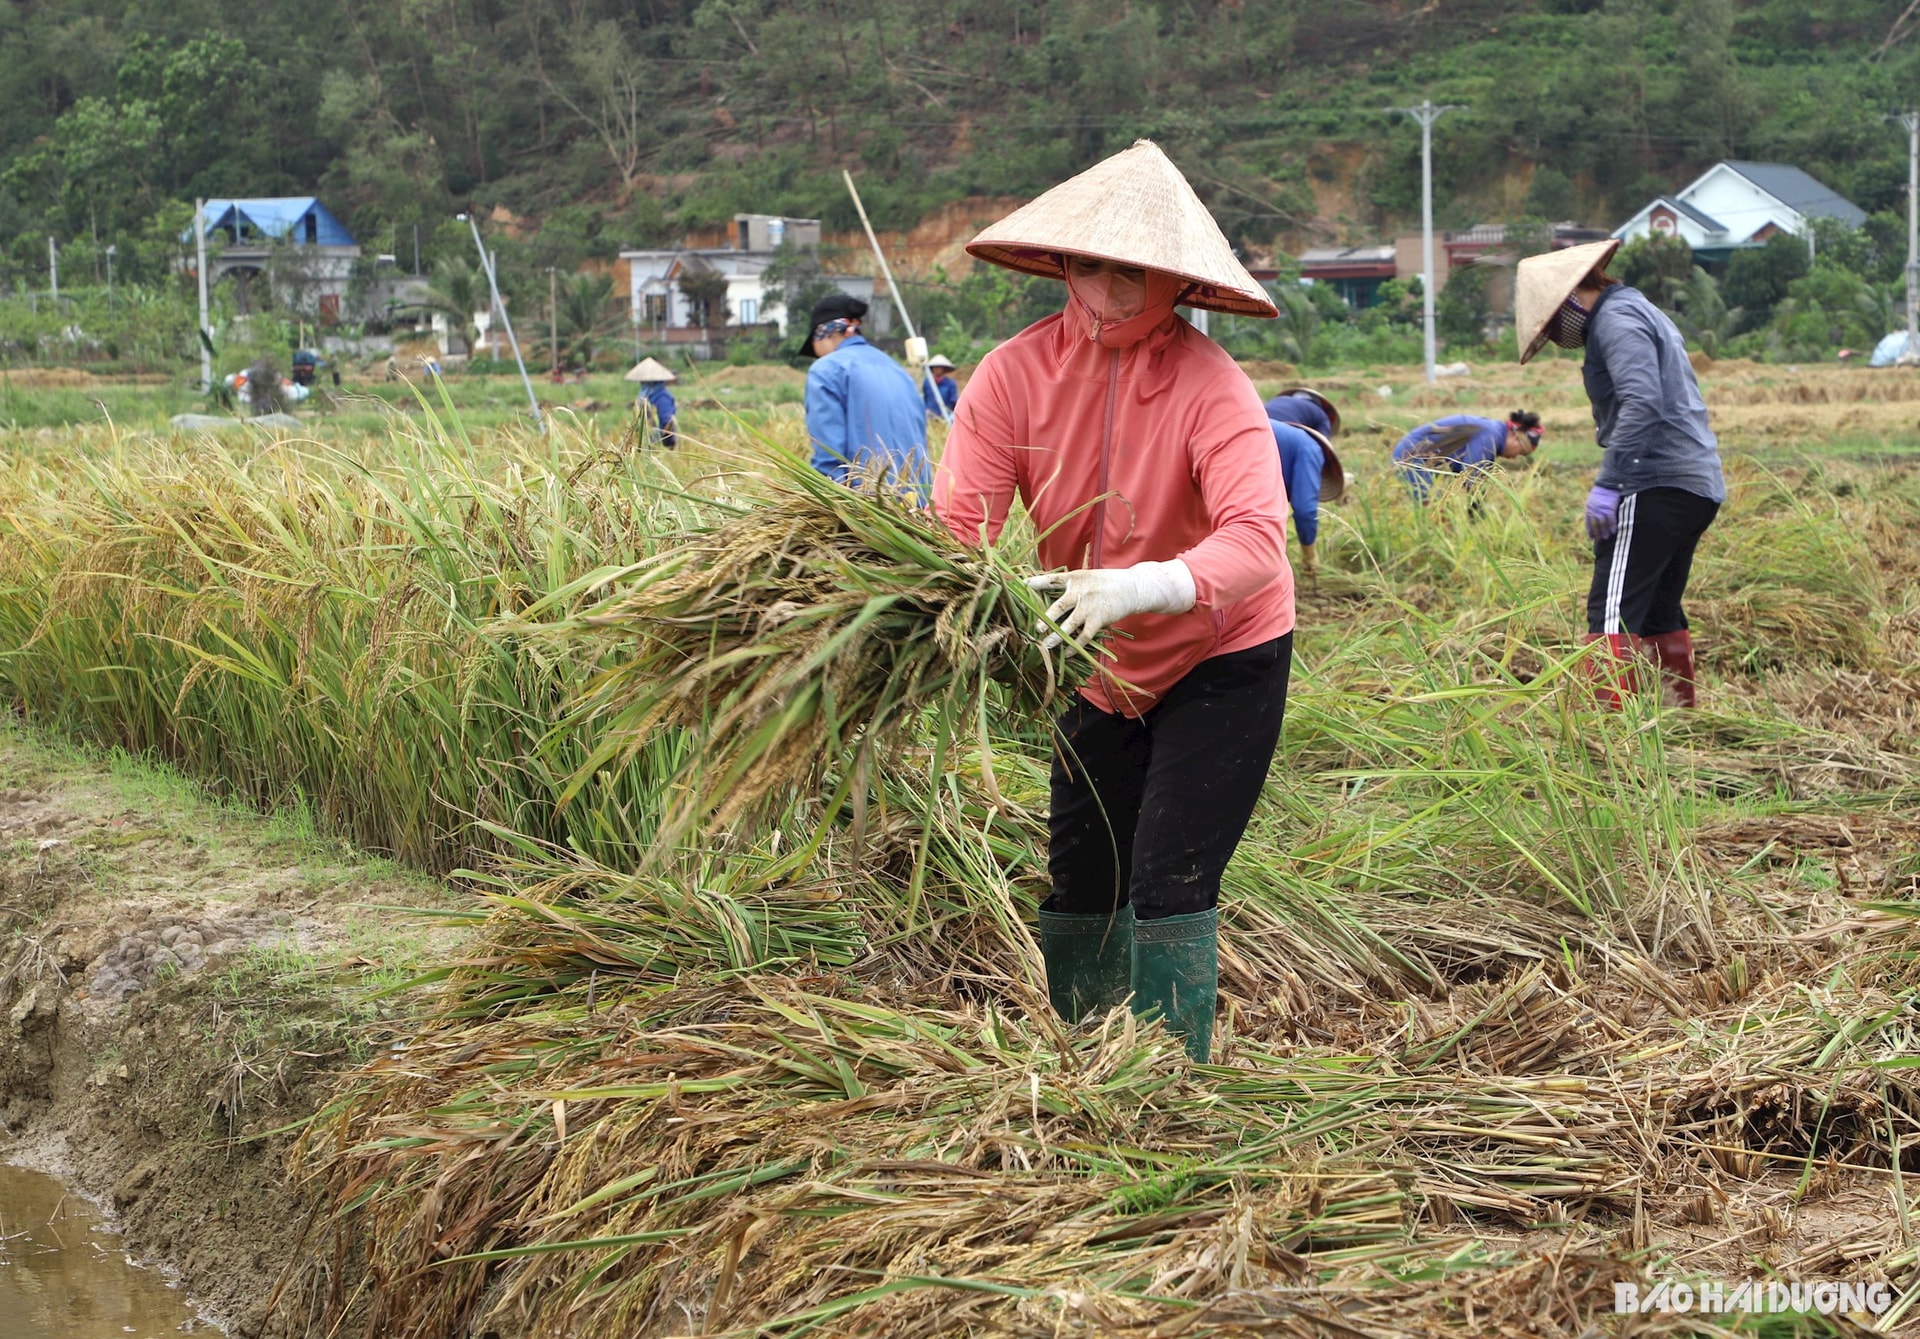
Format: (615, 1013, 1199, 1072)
(1585, 486, 1720, 637)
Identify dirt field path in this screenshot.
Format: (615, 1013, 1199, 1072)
(0, 719, 460, 1337)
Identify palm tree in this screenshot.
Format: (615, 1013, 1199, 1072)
(1270, 284, 1320, 365)
(1673, 266, 1744, 358)
(558, 272, 616, 365)
(429, 257, 486, 355)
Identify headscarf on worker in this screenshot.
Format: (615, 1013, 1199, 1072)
(798, 294, 931, 501)
(1391, 411, 1542, 501)
(625, 357, 679, 449)
(934, 139, 1290, 1065)
(1517, 238, 1725, 708)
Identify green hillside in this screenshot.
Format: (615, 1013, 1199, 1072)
(5, 0, 1917, 278)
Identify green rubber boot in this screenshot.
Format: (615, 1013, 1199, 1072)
(1131, 908, 1219, 1064)
(1036, 905, 1135, 1023)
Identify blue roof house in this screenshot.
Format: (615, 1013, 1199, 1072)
(187, 197, 364, 319)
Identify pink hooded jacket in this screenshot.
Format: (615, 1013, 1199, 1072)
(934, 279, 1295, 717)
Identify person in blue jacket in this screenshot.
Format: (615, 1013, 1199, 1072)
(922, 354, 961, 419)
(626, 356, 679, 448)
(799, 294, 931, 501)
(1263, 405, 1345, 578)
(1391, 411, 1542, 502)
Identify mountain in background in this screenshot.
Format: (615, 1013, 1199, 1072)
(3, 0, 1916, 287)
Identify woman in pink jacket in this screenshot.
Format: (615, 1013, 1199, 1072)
(934, 141, 1293, 1063)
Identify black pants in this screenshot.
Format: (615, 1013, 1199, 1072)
(1586, 488, 1719, 637)
(1046, 635, 1292, 921)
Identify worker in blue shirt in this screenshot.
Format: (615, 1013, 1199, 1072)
(625, 356, 679, 448)
(799, 294, 931, 501)
(1392, 411, 1542, 502)
(922, 354, 960, 419)
(1263, 407, 1345, 578)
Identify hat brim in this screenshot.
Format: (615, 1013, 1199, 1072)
(1291, 424, 1345, 503)
(965, 243, 1280, 319)
(1278, 387, 1340, 437)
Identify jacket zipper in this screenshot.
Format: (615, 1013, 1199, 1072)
(1090, 348, 1120, 567)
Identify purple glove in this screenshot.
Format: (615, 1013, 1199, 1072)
(1584, 485, 1623, 542)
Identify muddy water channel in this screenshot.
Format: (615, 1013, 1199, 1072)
(0, 1163, 217, 1337)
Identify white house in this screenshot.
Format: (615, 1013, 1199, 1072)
(621, 213, 890, 356)
(1613, 162, 1866, 261)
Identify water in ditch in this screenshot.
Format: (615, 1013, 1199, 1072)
(0, 1162, 218, 1337)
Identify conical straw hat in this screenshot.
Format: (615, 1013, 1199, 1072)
(1296, 424, 1347, 504)
(624, 357, 678, 383)
(966, 140, 1279, 319)
(1514, 239, 1620, 364)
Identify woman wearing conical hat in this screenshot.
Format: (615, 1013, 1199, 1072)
(1515, 240, 1725, 708)
(933, 141, 1293, 1064)
(625, 356, 678, 449)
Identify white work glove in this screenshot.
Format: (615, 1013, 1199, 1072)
(1025, 560, 1197, 650)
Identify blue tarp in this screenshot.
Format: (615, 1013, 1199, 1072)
(186, 198, 356, 247)
(1869, 331, 1917, 367)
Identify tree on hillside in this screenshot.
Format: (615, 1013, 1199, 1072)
(544, 20, 653, 195)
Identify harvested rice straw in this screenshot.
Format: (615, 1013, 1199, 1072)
(565, 449, 1090, 848)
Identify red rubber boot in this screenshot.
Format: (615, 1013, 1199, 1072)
(1582, 633, 1641, 711)
(1646, 630, 1698, 708)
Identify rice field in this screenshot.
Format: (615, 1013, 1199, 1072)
(1, 368, 1918, 1337)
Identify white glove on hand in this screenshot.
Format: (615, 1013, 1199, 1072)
(1025, 560, 1197, 650)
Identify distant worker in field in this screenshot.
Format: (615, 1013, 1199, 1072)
(1263, 391, 1345, 578)
(935, 139, 1292, 1065)
(1517, 238, 1725, 709)
(923, 354, 961, 419)
(799, 293, 931, 500)
(625, 357, 679, 449)
(1391, 411, 1543, 503)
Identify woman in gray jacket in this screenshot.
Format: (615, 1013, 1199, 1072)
(1515, 240, 1725, 708)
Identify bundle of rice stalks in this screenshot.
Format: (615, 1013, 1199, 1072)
(567, 450, 1081, 845)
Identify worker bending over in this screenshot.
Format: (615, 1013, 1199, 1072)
(1391, 411, 1542, 503)
(1516, 239, 1724, 708)
(1264, 394, 1344, 577)
(935, 140, 1292, 1063)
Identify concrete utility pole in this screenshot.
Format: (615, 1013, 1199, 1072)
(47, 236, 57, 300)
(549, 266, 560, 377)
(195, 200, 212, 392)
(1390, 100, 1465, 383)
(1902, 111, 1920, 356)
(842, 169, 950, 425)
(461, 212, 544, 433)
(106, 245, 116, 312)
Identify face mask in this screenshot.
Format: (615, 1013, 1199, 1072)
(1549, 295, 1590, 349)
(1067, 266, 1148, 323)
(1065, 265, 1184, 348)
